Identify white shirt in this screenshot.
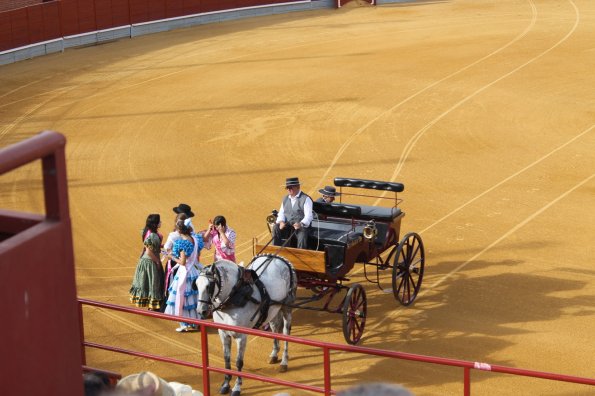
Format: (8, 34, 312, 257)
(277, 190, 313, 227)
(164, 231, 200, 268)
(164, 231, 180, 251)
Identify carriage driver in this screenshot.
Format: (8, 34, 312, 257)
(272, 177, 314, 249)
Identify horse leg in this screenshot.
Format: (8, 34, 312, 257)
(279, 307, 292, 372)
(268, 313, 282, 364)
(231, 333, 247, 396)
(219, 330, 232, 394)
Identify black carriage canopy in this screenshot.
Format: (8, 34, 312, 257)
(312, 178, 404, 222)
(333, 177, 404, 192)
(312, 202, 361, 218)
(313, 198, 402, 223)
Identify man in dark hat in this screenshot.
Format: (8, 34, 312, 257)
(273, 177, 313, 249)
(173, 203, 194, 218)
(316, 185, 341, 203)
(172, 203, 194, 229)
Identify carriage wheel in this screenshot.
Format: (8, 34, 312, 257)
(392, 232, 425, 306)
(342, 283, 367, 345)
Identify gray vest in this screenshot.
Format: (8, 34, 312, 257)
(283, 192, 311, 225)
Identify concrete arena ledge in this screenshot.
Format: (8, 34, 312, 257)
(376, 0, 414, 4)
(0, 0, 336, 66)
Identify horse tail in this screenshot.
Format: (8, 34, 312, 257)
(287, 263, 297, 304)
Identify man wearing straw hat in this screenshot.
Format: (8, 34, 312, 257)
(272, 177, 313, 249)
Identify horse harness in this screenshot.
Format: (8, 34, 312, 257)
(199, 262, 272, 330)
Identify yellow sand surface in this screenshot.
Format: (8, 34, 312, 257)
(1, 0, 594, 394)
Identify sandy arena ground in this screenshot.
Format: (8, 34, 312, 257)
(1, 0, 594, 394)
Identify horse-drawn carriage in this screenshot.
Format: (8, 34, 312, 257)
(194, 177, 425, 394)
(254, 177, 425, 344)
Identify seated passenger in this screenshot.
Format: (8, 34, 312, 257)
(272, 177, 313, 249)
(316, 185, 341, 203)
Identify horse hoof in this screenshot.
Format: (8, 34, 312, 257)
(231, 391, 241, 396)
(279, 364, 288, 373)
(219, 385, 230, 394)
(269, 356, 279, 364)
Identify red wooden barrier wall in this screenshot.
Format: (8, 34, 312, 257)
(78, 0, 98, 33)
(43, 2, 62, 39)
(0, 132, 83, 396)
(112, 0, 130, 28)
(0, 13, 11, 50)
(0, 0, 304, 52)
(94, 0, 112, 30)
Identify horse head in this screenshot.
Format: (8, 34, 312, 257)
(196, 263, 220, 319)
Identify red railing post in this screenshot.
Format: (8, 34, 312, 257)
(200, 323, 210, 396)
(41, 137, 69, 221)
(79, 300, 87, 366)
(464, 367, 470, 396)
(323, 347, 331, 396)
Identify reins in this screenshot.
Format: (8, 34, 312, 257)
(256, 228, 296, 257)
(254, 228, 296, 275)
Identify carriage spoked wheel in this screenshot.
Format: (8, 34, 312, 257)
(342, 283, 367, 345)
(392, 232, 425, 306)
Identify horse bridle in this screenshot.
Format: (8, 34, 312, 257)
(197, 263, 222, 310)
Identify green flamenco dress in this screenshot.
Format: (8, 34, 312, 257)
(129, 232, 164, 310)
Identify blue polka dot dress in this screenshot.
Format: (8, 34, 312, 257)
(164, 237, 202, 328)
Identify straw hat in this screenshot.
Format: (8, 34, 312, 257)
(116, 371, 175, 396)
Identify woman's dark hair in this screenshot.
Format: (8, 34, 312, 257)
(142, 214, 160, 241)
(213, 215, 227, 227)
(175, 218, 191, 235)
(173, 213, 188, 231)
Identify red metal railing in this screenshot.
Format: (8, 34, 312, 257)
(79, 298, 595, 396)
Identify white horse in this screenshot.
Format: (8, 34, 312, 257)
(196, 255, 297, 396)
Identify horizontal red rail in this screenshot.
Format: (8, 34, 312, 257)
(0, 130, 64, 175)
(85, 341, 202, 369)
(79, 298, 595, 396)
(84, 341, 328, 394)
(80, 299, 330, 395)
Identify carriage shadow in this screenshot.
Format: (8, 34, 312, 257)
(330, 261, 593, 390)
(236, 257, 593, 393)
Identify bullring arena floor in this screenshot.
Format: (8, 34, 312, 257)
(1, 0, 594, 394)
